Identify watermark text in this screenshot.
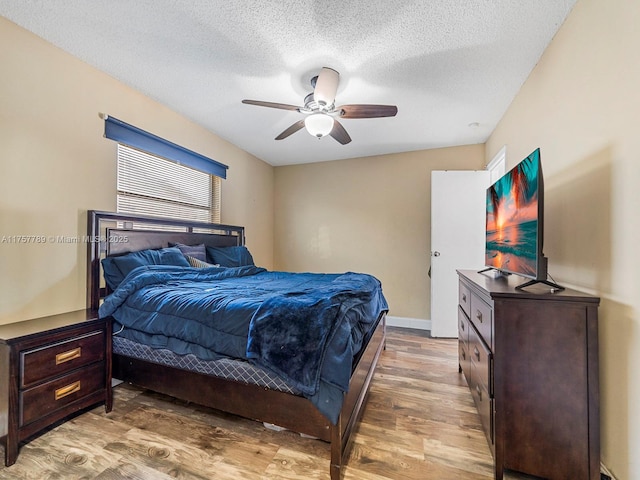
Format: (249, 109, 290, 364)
(1, 235, 129, 244)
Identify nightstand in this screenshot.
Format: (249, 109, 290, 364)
(0, 309, 112, 466)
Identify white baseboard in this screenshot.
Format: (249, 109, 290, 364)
(385, 316, 431, 331)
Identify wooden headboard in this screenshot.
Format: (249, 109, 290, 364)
(87, 210, 245, 311)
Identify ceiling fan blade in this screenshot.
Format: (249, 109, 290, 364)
(242, 99, 301, 111)
(275, 119, 306, 140)
(338, 104, 398, 119)
(329, 120, 352, 145)
(313, 67, 339, 107)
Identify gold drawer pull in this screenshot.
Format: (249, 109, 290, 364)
(476, 310, 483, 323)
(476, 384, 482, 401)
(474, 346, 481, 361)
(55, 381, 81, 400)
(462, 293, 467, 303)
(56, 347, 81, 365)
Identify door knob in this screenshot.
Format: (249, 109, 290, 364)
(433, 251, 441, 257)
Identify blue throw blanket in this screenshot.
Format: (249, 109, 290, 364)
(99, 265, 388, 422)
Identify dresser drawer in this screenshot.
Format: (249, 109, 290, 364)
(459, 340, 470, 383)
(469, 324, 493, 445)
(470, 293, 493, 350)
(20, 330, 105, 388)
(458, 306, 469, 343)
(19, 362, 105, 427)
(469, 323, 493, 397)
(459, 282, 471, 317)
(458, 307, 471, 381)
(470, 367, 494, 446)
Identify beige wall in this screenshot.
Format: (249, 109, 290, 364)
(486, 0, 640, 477)
(273, 145, 485, 322)
(0, 17, 274, 325)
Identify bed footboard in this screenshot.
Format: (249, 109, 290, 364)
(330, 313, 386, 479)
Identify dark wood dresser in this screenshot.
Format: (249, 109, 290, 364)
(0, 309, 112, 466)
(457, 269, 600, 480)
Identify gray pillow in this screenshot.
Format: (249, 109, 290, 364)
(169, 242, 207, 262)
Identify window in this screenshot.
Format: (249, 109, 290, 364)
(102, 115, 227, 225)
(117, 144, 221, 223)
(486, 145, 506, 185)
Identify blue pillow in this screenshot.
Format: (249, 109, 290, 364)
(206, 245, 254, 268)
(102, 246, 190, 290)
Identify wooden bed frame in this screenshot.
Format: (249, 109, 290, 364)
(87, 210, 386, 479)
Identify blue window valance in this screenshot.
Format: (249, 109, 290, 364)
(103, 115, 228, 179)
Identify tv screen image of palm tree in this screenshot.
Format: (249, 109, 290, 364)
(485, 151, 540, 278)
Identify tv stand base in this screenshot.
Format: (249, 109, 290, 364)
(478, 267, 510, 276)
(515, 278, 565, 292)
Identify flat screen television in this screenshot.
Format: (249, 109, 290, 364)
(483, 148, 562, 290)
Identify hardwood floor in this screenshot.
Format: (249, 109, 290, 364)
(0, 327, 534, 479)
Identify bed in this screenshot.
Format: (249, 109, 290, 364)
(87, 210, 388, 479)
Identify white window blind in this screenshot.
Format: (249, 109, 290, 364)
(117, 144, 221, 223)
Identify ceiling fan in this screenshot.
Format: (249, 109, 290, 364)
(242, 67, 398, 145)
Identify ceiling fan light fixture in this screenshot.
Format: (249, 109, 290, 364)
(304, 113, 334, 138)
(313, 67, 339, 107)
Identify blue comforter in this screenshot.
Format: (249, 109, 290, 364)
(99, 265, 388, 423)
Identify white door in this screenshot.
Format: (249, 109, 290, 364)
(430, 170, 490, 337)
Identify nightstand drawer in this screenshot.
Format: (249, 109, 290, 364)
(19, 362, 105, 427)
(20, 330, 105, 388)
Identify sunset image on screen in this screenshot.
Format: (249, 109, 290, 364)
(485, 151, 540, 277)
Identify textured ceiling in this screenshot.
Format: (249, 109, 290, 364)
(1, 0, 576, 166)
